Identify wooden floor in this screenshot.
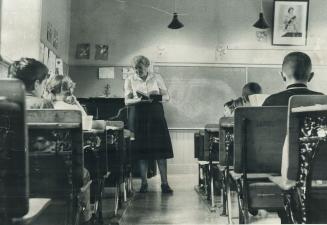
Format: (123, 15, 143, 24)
(121, 174, 225, 225)
(121, 174, 281, 225)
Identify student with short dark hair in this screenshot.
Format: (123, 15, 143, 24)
(223, 82, 263, 115)
(262, 52, 323, 106)
(9, 58, 53, 109)
(242, 82, 262, 103)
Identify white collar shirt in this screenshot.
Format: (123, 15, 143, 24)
(124, 72, 167, 98)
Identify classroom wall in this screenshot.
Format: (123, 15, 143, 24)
(67, 0, 327, 173)
(69, 0, 327, 66)
(0, 0, 71, 75)
(70, 66, 124, 98)
(0, 0, 42, 60)
(41, 0, 71, 65)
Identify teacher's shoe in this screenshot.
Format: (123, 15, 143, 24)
(139, 183, 148, 193)
(161, 184, 173, 194)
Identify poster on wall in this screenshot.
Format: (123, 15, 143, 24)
(53, 29, 59, 49)
(43, 46, 49, 66)
(48, 50, 56, 77)
(39, 43, 45, 63)
(273, 0, 309, 46)
(47, 22, 53, 43)
(95, 44, 109, 60)
(75, 43, 90, 59)
(99, 67, 115, 79)
(122, 67, 134, 79)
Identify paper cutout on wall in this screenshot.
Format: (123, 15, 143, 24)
(53, 29, 59, 49)
(76, 43, 90, 59)
(39, 43, 45, 63)
(95, 44, 109, 60)
(55, 58, 64, 75)
(47, 22, 53, 43)
(99, 67, 115, 79)
(48, 50, 56, 77)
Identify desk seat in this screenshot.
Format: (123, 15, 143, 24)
(217, 164, 233, 172)
(13, 198, 51, 224)
(269, 176, 327, 191)
(230, 171, 278, 181)
(248, 182, 283, 209)
(198, 160, 219, 165)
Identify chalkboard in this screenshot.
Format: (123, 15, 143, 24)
(157, 66, 327, 129)
(156, 66, 246, 129)
(247, 67, 284, 95)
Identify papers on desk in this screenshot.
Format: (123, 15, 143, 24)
(292, 104, 327, 113)
(82, 115, 93, 130)
(248, 94, 269, 106)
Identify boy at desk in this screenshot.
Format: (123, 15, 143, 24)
(263, 51, 323, 106)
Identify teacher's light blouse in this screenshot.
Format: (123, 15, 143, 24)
(124, 73, 169, 101)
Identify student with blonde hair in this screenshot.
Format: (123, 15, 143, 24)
(46, 75, 87, 116)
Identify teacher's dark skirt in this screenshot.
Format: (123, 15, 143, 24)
(128, 102, 174, 160)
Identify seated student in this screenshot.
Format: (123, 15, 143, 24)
(263, 52, 323, 106)
(223, 82, 263, 116)
(46, 75, 87, 116)
(242, 82, 264, 106)
(46, 74, 91, 193)
(223, 98, 243, 116)
(8, 58, 53, 109)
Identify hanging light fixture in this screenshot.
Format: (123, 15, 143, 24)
(253, 0, 269, 29)
(168, 0, 184, 29)
(168, 13, 184, 29)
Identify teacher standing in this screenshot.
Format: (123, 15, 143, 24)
(124, 55, 174, 194)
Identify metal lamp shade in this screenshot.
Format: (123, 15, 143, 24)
(168, 13, 184, 29)
(253, 12, 269, 29)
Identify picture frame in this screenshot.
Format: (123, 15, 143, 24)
(95, 44, 109, 60)
(273, 0, 309, 46)
(75, 43, 90, 59)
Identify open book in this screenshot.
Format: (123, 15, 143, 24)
(136, 90, 150, 100)
(248, 94, 269, 106)
(136, 90, 162, 101)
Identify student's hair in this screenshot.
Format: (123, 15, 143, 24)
(47, 75, 75, 97)
(242, 82, 262, 101)
(224, 97, 244, 113)
(8, 58, 49, 92)
(132, 55, 150, 68)
(224, 100, 234, 108)
(282, 52, 312, 81)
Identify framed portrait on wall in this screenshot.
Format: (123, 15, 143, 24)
(273, 0, 309, 46)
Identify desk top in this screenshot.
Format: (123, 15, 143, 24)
(292, 104, 327, 113)
(12, 198, 52, 224)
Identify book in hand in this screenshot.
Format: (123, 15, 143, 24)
(136, 90, 162, 102)
(136, 90, 149, 100)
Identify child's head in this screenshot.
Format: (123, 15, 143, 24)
(46, 75, 76, 100)
(281, 52, 314, 85)
(9, 58, 49, 97)
(242, 82, 262, 102)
